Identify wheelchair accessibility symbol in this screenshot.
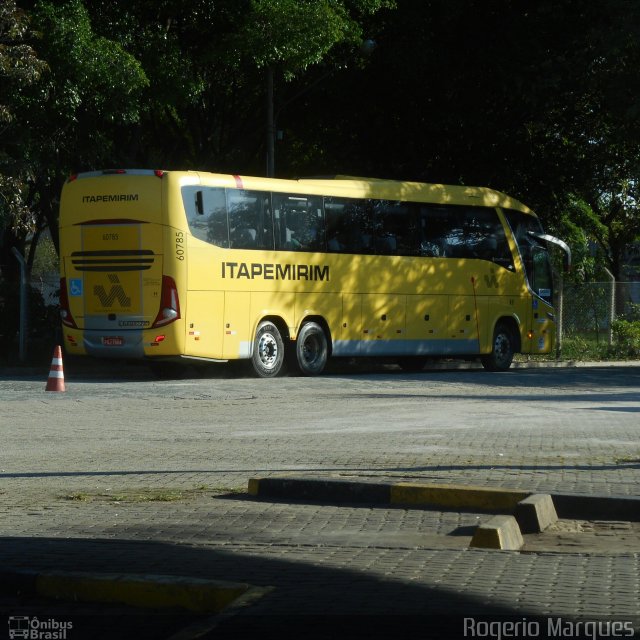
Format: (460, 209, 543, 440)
(69, 278, 83, 296)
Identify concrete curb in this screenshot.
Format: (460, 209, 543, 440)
(248, 476, 640, 521)
(390, 482, 529, 511)
(248, 477, 529, 510)
(470, 515, 524, 550)
(0, 569, 263, 614)
(515, 494, 559, 534)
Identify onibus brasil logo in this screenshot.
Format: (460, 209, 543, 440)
(8, 616, 73, 639)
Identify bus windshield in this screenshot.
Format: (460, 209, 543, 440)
(503, 209, 555, 302)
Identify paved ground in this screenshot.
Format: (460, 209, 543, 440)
(1, 360, 639, 639)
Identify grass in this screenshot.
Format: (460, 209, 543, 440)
(64, 492, 93, 502)
(557, 334, 612, 361)
(515, 330, 640, 362)
(61, 485, 245, 504)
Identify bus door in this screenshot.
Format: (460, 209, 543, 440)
(527, 245, 556, 355)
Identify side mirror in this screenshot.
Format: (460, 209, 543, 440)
(527, 231, 571, 273)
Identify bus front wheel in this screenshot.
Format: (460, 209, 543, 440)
(295, 322, 328, 376)
(252, 321, 285, 377)
(481, 322, 515, 371)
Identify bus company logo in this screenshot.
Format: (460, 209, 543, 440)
(484, 270, 499, 288)
(8, 616, 73, 639)
(94, 274, 131, 307)
(82, 194, 138, 203)
(221, 261, 330, 282)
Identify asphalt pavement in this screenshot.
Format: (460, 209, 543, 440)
(0, 359, 639, 639)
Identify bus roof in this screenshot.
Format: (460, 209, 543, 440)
(71, 170, 534, 215)
(191, 172, 534, 215)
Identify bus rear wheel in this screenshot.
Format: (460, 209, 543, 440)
(481, 322, 515, 371)
(295, 322, 328, 376)
(251, 321, 285, 378)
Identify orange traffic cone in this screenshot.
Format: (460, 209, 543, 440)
(45, 345, 66, 392)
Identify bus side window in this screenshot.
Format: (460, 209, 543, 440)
(325, 199, 345, 252)
(419, 205, 451, 257)
(324, 197, 373, 254)
(181, 186, 229, 247)
(273, 194, 324, 252)
(459, 208, 512, 268)
(206, 189, 230, 247)
(373, 200, 420, 256)
(227, 190, 274, 250)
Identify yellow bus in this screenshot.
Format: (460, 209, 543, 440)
(58, 169, 570, 377)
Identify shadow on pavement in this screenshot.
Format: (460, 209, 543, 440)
(0, 535, 519, 640)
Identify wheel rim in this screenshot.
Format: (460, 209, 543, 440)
(494, 332, 511, 367)
(301, 334, 322, 367)
(258, 332, 279, 370)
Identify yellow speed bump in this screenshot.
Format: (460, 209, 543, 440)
(390, 482, 530, 512)
(36, 572, 252, 614)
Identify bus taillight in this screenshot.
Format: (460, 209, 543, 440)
(152, 276, 181, 327)
(59, 278, 78, 328)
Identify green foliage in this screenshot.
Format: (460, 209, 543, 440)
(611, 319, 640, 357)
(238, 0, 358, 76)
(561, 320, 640, 360)
(2, 0, 640, 284)
(31, 232, 58, 275)
(559, 335, 610, 361)
(624, 303, 640, 322)
(551, 202, 602, 284)
(233, 0, 394, 77)
(0, 1, 47, 114)
(27, 0, 149, 165)
(0, 1, 46, 236)
(0, 174, 34, 235)
(1, 0, 150, 287)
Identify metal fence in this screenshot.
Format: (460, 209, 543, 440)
(28, 271, 60, 308)
(0, 271, 59, 359)
(558, 279, 640, 346)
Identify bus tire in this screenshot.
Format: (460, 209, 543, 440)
(252, 321, 285, 378)
(295, 322, 328, 376)
(481, 322, 515, 371)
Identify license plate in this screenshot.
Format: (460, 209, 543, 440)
(102, 336, 124, 346)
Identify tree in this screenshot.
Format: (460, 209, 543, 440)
(233, 0, 394, 176)
(0, 0, 149, 348)
(0, 0, 46, 279)
(80, 0, 394, 176)
(1, 0, 149, 273)
(276, 0, 640, 276)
